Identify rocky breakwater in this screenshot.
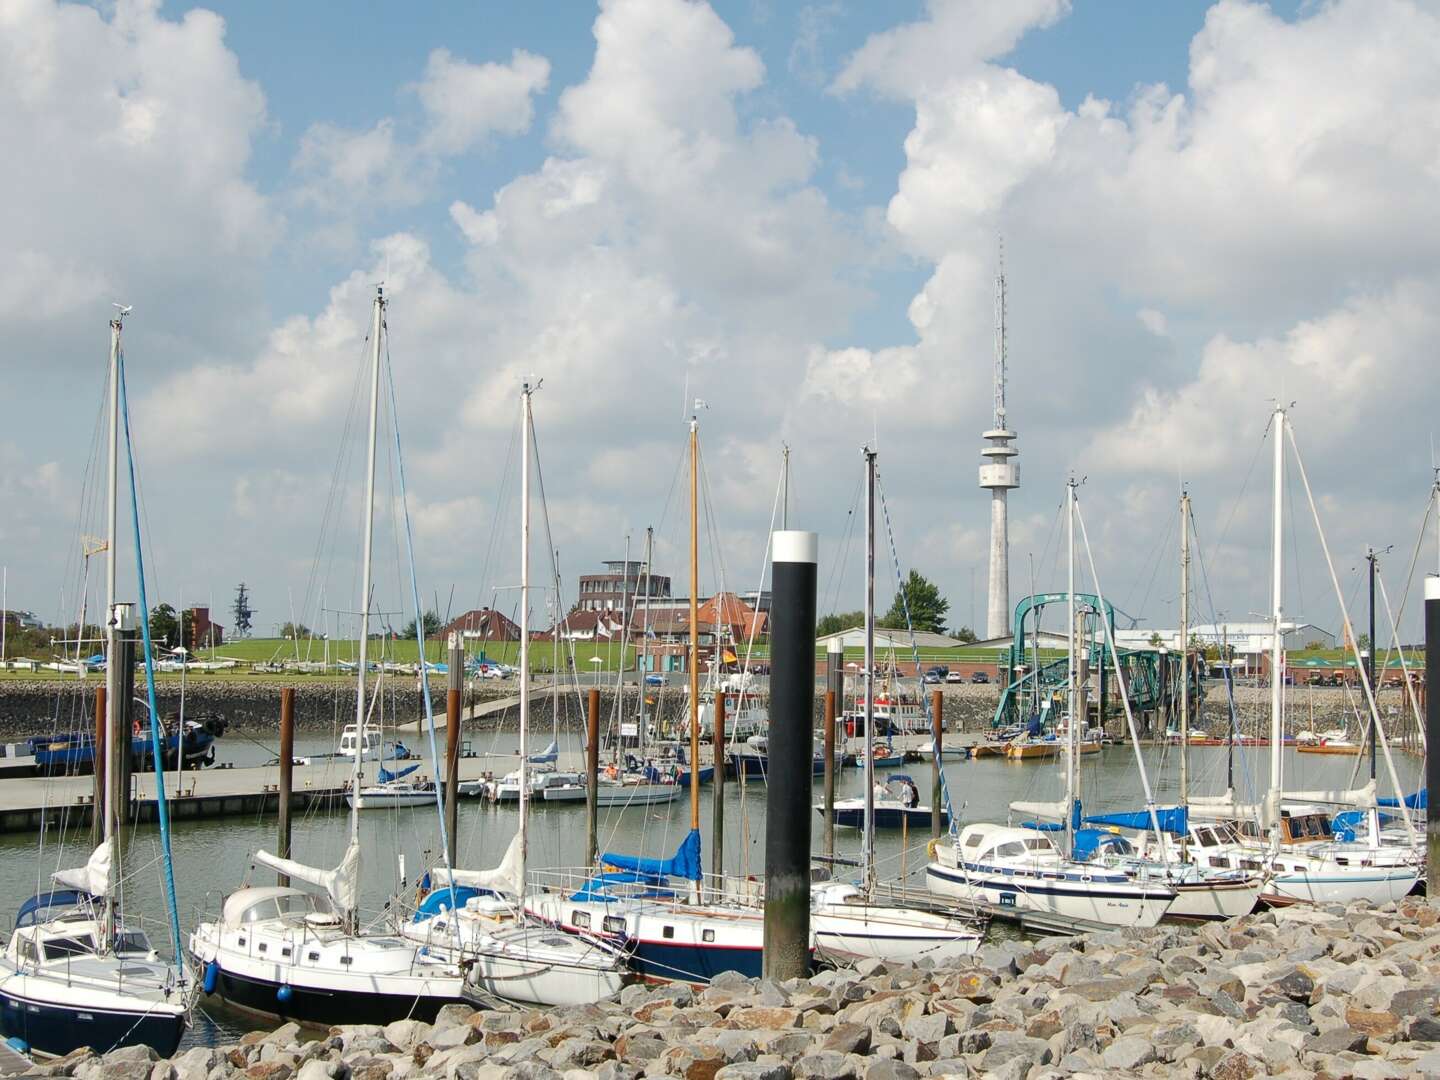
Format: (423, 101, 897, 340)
(23, 898, 1440, 1080)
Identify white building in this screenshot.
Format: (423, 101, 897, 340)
(1113, 621, 1335, 657)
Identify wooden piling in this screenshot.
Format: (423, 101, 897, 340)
(277, 687, 294, 886)
(586, 687, 600, 869)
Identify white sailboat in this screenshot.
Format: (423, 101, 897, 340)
(0, 310, 192, 1057)
(812, 448, 980, 965)
(927, 479, 1176, 927)
(190, 288, 467, 1024)
(407, 380, 631, 1007)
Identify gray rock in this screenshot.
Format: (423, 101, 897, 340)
(294, 1063, 338, 1080)
(382, 1020, 432, 1052)
(819, 1025, 870, 1057)
(898, 1016, 949, 1044)
(435, 1004, 478, 1030)
(861, 1064, 918, 1080)
(1304, 1027, 1370, 1054)
(977, 1033, 1051, 1072)
(791, 1053, 857, 1080)
(1100, 1035, 1157, 1071)
(714, 1066, 793, 1080)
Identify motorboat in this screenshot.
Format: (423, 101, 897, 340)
(820, 775, 948, 830)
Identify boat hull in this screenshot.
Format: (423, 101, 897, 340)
(811, 906, 979, 965)
(926, 862, 1173, 928)
(1165, 877, 1263, 921)
(824, 805, 948, 830)
(0, 984, 186, 1058)
(204, 963, 464, 1025)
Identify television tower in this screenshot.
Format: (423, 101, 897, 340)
(979, 246, 1019, 640)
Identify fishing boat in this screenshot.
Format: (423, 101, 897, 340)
(190, 288, 467, 1024)
(821, 775, 948, 830)
(0, 312, 192, 1056)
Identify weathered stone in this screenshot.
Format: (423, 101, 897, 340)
(790, 1053, 857, 1080)
(435, 1005, 478, 1030)
(1346, 1006, 1401, 1039)
(1098, 1035, 1157, 1071)
(728, 1009, 801, 1031)
(1207, 1050, 1262, 1080)
(658, 1044, 727, 1080)
(819, 1025, 870, 1057)
(1305, 1027, 1371, 1054)
(1407, 1015, 1440, 1042)
(860, 1063, 917, 1080)
(714, 1065, 792, 1080)
(898, 1015, 949, 1044)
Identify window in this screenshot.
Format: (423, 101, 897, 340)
(964, 833, 983, 848)
(42, 936, 96, 960)
(603, 916, 626, 934)
(994, 842, 1025, 859)
(572, 911, 591, 929)
(18, 940, 38, 966)
(237, 937, 246, 948)
(115, 931, 152, 955)
(702, 929, 715, 943)
(662, 926, 675, 939)
(257, 943, 267, 953)
(1194, 828, 1217, 847)
(281, 947, 292, 958)
(307, 952, 320, 962)
(339, 956, 353, 966)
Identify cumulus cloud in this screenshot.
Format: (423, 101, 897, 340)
(414, 48, 551, 155)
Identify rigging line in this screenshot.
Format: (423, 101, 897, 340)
(819, 469, 864, 619)
(1212, 424, 1268, 558)
(1376, 484, 1436, 655)
(1376, 566, 1426, 754)
(735, 457, 787, 741)
(872, 468, 960, 835)
(1126, 501, 1177, 626)
(117, 346, 184, 963)
(382, 331, 457, 913)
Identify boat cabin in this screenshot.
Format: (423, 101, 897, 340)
(221, 886, 338, 931)
(338, 725, 381, 760)
(955, 823, 1062, 866)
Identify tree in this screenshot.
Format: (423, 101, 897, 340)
(401, 611, 443, 640)
(1356, 633, 1372, 651)
(952, 626, 978, 645)
(231, 583, 254, 639)
(280, 621, 312, 639)
(149, 603, 179, 646)
(816, 611, 864, 638)
(1148, 631, 1164, 648)
(878, 571, 949, 634)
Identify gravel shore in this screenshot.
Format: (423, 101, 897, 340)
(23, 897, 1440, 1079)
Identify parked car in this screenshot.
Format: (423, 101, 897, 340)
(921, 671, 942, 684)
(643, 673, 664, 686)
(970, 671, 991, 684)
(945, 670, 964, 684)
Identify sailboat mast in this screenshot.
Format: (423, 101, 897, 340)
(352, 288, 384, 884)
(519, 382, 533, 891)
(862, 448, 876, 893)
(1065, 478, 1076, 855)
(1179, 491, 1190, 857)
(102, 310, 123, 949)
(689, 416, 701, 835)
(782, 444, 790, 530)
(1268, 406, 1286, 831)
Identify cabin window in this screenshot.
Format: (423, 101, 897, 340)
(994, 842, 1026, 859)
(662, 926, 675, 939)
(702, 929, 715, 943)
(281, 947, 292, 958)
(1023, 838, 1050, 852)
(1209, 857, 1228, 869)
(572, 911, 591, 929)
(18, 940, 38, 966)
(257, 943, 267, 953)
(339, 956, 353, 966)
(1194, 828, 1217, 847)
(307, 952, 320, 962)
(603, 916, 626, 935)
(964, 833, 983, 847)
(237, 937, 246, 948)
(42, 936, 95, 960)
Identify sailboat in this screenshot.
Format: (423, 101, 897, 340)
(810, 447, 980, 965)
(190, 287, 467, 1024)
(403, 380, 632, 1007)
(527, 404, 775, 983)
(927, 479, 1177, 927)
(1183, 407, 1420, 905)
(0, 310, 192, 1057)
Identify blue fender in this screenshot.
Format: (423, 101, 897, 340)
(202, 960, 219, 994)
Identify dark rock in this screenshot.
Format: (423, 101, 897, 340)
(1304, 1028, 1371, 1054)
(820, 1025, 871, 1056)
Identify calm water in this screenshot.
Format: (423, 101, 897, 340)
(0, 730, 1419, 1045)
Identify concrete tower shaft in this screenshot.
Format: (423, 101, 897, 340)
(980, 249, 1018, 639)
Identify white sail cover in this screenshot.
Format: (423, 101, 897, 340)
(430, 832, 522, 898)
(1009, 800, 1067, 822)
(254, 840, 360, 916)
(1283, 781, 1377, 809)
(52, 839, 113, 897)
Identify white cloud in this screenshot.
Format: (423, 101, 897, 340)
(414, 48, 550, 155)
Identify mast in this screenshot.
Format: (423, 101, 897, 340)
(101, 309, 124, 951)
(782, 444, 790, 530)
(637, 527, 654, 752)
(1179, 491, 1190, 857)
(349, 286, 384, 930)
(519, 380, 534, 893)
(862, 447, 877, 894)
(1267, 406, 1286, 834)
(688, 411, 701, 842)
(1366, 548, 1377, 782)
(1064, 477, 1077, 856)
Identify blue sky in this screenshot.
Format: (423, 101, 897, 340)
(4, 0, 1439, 650)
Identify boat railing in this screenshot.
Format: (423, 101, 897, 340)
(523, 866, 768, 909)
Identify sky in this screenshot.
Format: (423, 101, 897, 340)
(3, 0, 1439, 649)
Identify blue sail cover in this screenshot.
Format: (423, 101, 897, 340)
(378, 762, 421, 783)
(1084, 807, 1188, 834)
(527, 739, 559, 764)
(1378, 790, 1426, 809)
(601, 828, 702, 882)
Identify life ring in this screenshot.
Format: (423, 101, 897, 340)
(926, 838, 940, 860)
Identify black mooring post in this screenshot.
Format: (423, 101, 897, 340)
(764, 530, 818, 981)
(1425, 576, 1440, 889)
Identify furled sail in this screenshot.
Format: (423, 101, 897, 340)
(52, 839, 113, 897)
(430, 832, 523, 898)
(254, 840, 359, 916)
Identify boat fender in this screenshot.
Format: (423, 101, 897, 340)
(203, 960, 219, 994)
(6, 1037, 28, 1055)
(277, 985, 293, 1003)
(926, 839, 940, 860)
